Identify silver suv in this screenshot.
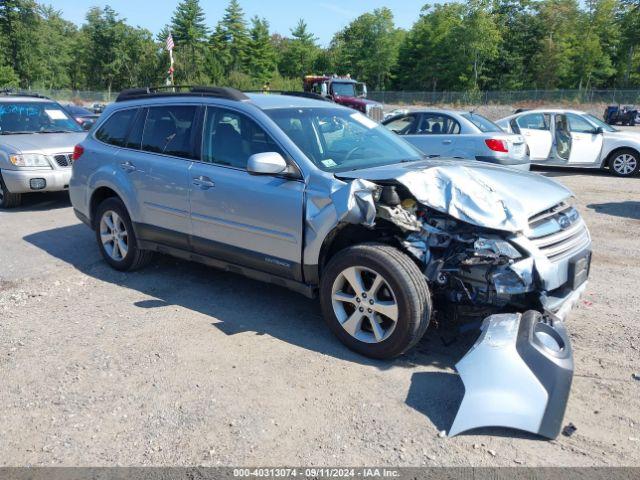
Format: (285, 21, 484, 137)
(0, 92, 88, 208)
(70, 86, 591, 359)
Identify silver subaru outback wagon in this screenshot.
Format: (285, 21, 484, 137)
(70, 86, 591, 360)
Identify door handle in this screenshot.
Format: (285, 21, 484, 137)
(192, 176, 215, 189)
(442, 140, 453, 145)
(120, 161, 136, 172)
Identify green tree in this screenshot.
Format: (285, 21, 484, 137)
(35, 5, 78, 89)
(278, 19, 319, 78)
(531, 0, 581, 89)
(170, 0, 209, 83)
(210, 0, 249, 75)
(0, 0, 43, 88)
(330, 8, 403, 90)
(246, 16, 277, 82)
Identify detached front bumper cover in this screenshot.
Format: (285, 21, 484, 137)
(449, 310, 573, 439)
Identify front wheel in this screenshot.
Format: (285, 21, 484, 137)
(95, 197, 153, 271)
(0, 175, 22, 208)
(320, 243, 431, 359)
(609, 149, 639, 177)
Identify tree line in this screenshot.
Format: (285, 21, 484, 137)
(0, 0, 639, 95)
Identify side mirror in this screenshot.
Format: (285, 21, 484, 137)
(81, 121, 93, 131)
(594, 126, 604, 135)
(247, 152, 288, 175)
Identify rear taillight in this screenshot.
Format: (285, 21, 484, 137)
(485, 139, 509, 153)
(72, 144, 84, 161)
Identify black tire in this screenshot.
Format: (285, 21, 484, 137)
(320, 243, 432, 359)
(94, 197, 153, 271)
(0, 174, 22, 208)
(608, 148, 640, 177)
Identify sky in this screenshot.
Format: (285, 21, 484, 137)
(51, 0, 429, 46)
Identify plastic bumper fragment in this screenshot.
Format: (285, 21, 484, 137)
(449, 310, 573, 439)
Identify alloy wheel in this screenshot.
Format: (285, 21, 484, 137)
(331, 266, 399, 344)
(99, 210, 129, 261)
(612, 153, 638, 176)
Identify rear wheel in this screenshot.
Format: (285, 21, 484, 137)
(609, 149, 639, 177)
(95, 197, 153, 271)
(320, 243, 431, 359)
(0, 175, 22, 208)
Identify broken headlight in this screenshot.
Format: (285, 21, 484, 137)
(474, 237, 522, 259)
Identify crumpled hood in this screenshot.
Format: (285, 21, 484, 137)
(1, 132, 86, 155)
(337, 159, 573, 233)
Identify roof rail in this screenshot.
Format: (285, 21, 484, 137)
(245, 90, 334, 103)
(116, 85, 249, 103)
(0, 88, 50, 99)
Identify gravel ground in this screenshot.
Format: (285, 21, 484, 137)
(1, 152, 639, 466)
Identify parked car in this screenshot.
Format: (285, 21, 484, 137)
(497, 109, 640, 176)
(604, 104, 637, 126)
(0, 91, 87, 208)
(382, 109, 530, 170)
(92, 103, 106, 114)
(63, 103, 100, 129)
(70, 86, 590, 360)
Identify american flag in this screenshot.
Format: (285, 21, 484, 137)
(165, 33, 174, 51)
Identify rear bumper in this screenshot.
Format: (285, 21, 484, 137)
(475, 155, 531, 170)
(1, 168, 71, 194)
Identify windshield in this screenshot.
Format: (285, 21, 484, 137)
(266, 107, 423, 172)
(0, 101, 83, 134)
(584, 113, 617, 132)
(331, 82, 357, 97)
(461, 113, 503, 133)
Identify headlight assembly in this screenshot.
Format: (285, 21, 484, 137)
(474, 237, 522, 259)
(8, 153, 51, 168)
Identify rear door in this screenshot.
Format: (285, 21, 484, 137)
(403, 113, 461, 157)
(566, 113, 603, 165)
(515, 113, 553, 161)
(188, 106, 305, 281)
(119, 105, 199, 248)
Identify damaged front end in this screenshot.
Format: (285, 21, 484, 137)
(327, 164, 591, 438)
(374, 184, 541, 323)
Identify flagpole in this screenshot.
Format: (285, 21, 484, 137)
(166, 32, 175, 88)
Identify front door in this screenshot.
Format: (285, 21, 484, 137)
(566, 113, 604, 165)
(188, 106, 305, 281)
(515, 112, 553, 161)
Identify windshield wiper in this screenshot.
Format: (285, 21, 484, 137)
(0, 131, 36, 135)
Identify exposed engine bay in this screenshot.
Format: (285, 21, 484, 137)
(372, 183, 539, 325)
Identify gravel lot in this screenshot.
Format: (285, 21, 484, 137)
(1, 151, 639, 466)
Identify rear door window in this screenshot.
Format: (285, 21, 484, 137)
(124, 108, 147, 150)
(95, 109, 137, 147)
(516, 113, 549, 131)
(417, 114, 460, 134)
(141, 105, 198, 159)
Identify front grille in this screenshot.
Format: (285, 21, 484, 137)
(53, 153, 73, 167)
(528, 203, 590, 262)
(366, 105, 384, 122)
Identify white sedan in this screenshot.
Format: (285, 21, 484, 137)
(496, 109, 640, 177)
